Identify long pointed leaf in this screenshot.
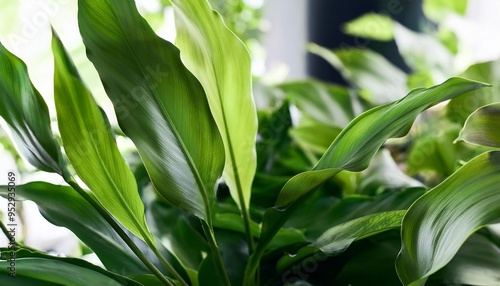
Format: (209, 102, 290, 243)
(172, 0, 258, 210)
(396, 151, 500, 285)
(0, 182, 147, 275)
(309, 44, 408, 105)
(0, 248, 140, 286)
(276, 210, 406, 274)
(244, 78, 489, 284)
(52, 31, 153, 243)
(77, 0, 225, 223)
(456, 102, 500, 147)
(0, 43, 62, 174)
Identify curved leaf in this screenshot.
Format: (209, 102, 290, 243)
(0, 42, 62, 174)
(343, 13, 394, 41)
(52, 31, 153, 244)
(0, 182, 147, 276)
(276, 211, 405, 275)
(428, 233, 500, 285)
(456, 102, 500, 147)
(77, 0, 225, 223)
(244, 77, 489, 284)
(0, 248, 140, 286)
(277, 78, 487, 207)
(308, 44, 408, 105)
(172, 0, 257, 211)
(396, 151, 500, 285)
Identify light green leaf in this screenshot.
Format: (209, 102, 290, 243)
(289, 124, 342, 154)
(343, 13, 394, 41)
(78, 0, 225, 223)
(309, 44, 408, 105)
(172, 0, 258, 211)
(0, 248, 140, 286)
(394, 23, 453, 83)
(52, 30, 153, 244)
(0, 42, 62, 174)
(277, 80, 354, 127)
(277, 211, 406, 274)
(359, 149, 423, 194)
(456, 103, 500, 147)
(244, 77, 488, 284)
(396, 151, 500, 285)
(447, 60, 500, 124)
(0, 182, 147, 275)
(423, 0, 468, 22)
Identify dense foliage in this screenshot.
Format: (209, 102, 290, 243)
(0, 0, 499, 285)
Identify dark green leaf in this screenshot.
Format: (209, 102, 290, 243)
(245, 78, 488, 284)
(396, 151, 500, 285)
(78, 0, 225, 223)
(172, 0, 258, 211)
(0, 182, 147, 275)
(457, 103, 500, 147)
(0, 42, 62, 174)
(0, 248, 140, 286)
(277, 211, 406, 274)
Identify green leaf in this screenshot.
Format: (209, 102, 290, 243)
(286, 188, 425, 240)
(423, 0, 468, 22)
(359, 149, 423, 195)
(146, 197, 209, 271)
(277, 211, 406, 274)
(456, 103, 500, 147)
(277, 78, 487, 207)
(289, 124, 342, 154)
(0, 42, 62, 174)
(342, 13, 394, 41)
(428, 233, 500, 285)
(52, 30, 153, 244)
(308, 44, 408, 105)
(396, 151, 500, 285)
(447, 60, 500, 124)
(213, 213, 260, 238)
(0, 182, 147, 275)
(171, 0, 258, 211)
(244, 77, 488, 284)
(78, 0, 225, 223)
(394, 23, 453, 83)
(0, 248, 140, 286)
(277, 80, 354, 127)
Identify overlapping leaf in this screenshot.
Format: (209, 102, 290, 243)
(309, 44, 408, 105)
(456, 102, 500, 147)
(78, 0, 225, 223)
(276, 210, 406, 274)
(0, 43, 62, 174)
(0, 248, 140, 286)
(396, 151, 500, 285)
(52, 31, 153, 243)
(0, 182, 147, 275)
(244, 77, 488, 284)
(171, 0, 258, 211)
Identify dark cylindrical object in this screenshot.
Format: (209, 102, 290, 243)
(307, 0, 425, 84)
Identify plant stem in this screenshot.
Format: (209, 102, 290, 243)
(0, 221, 14, 243)
(201, 220, 231, 286)
(235, 183, 255, 254)
(148, 240, 189, 286)
(66, 179, 174, 286)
